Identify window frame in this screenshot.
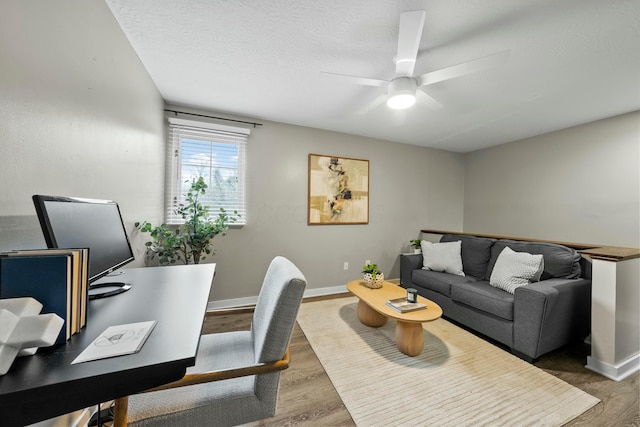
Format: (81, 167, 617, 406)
(166, 117, 249, 226)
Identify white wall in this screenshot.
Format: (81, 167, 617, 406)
(463, 111, 640, 248)
(0, 0, 165, 262)
(162, 106, 465, 301)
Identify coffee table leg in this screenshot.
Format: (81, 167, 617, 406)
(356, 299, 388, 327)
(395, 321, 424, 356)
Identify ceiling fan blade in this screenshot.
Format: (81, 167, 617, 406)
(416, 50, 510, 87)
(354, 93, 388, 115)
(320, 71, 387, 87)
(395, 10, 426, 77)
(416, 89, 444, 110)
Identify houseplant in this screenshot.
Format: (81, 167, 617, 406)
(362, 263, 384, 289)
(410, 239, 422, 254)
(135, 177, 239, 265)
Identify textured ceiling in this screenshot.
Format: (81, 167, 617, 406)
(105, 0, 640, 152)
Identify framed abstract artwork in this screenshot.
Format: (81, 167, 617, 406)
(308, 154, 369, 225)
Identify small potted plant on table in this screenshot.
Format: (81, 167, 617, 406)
(362, 263, 384, 289)
(410, 239, 422, 254)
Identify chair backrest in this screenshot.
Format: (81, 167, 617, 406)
(251, 256, 306, 364)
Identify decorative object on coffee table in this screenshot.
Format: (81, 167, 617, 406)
(385, 297, 426, 313)
(406, 287, 418, 303)
(362, 263, 384, 289)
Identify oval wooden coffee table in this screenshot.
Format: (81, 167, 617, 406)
(346, 280, 443, 356)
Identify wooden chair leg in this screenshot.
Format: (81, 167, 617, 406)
(113, 396, 128, 427)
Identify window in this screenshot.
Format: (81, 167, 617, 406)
(166, 117, 249, 225)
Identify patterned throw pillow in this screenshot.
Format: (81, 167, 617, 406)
(421, 240, 465, 276)
(490, 246, 544, 294)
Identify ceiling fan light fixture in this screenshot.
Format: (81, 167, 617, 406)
(386, 77, 417, 110)
(387, 93, 416, 110)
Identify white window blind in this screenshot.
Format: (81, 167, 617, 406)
(166, 117, 249, 225)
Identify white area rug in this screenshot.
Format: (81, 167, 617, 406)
(296, 297, 599, 427)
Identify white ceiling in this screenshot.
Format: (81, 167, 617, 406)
(105, 0, 640, 153)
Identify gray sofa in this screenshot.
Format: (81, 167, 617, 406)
(400, 234, 592, 361)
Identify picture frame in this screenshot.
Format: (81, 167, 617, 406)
(308, 154, 369, 225)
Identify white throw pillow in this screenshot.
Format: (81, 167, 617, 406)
(490, 247, 545, 294)
(421, 240, 465, 276)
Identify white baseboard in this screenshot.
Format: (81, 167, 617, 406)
(586, 352, 640, 382)
(207, 284, 348, 311)
(207, 296, 259, 311)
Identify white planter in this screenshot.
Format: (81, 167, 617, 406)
(363, 272, 384, 289)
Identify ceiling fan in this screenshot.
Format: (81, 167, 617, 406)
(322, 10, 510, 112)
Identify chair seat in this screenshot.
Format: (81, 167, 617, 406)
(127, 331, 275, 427)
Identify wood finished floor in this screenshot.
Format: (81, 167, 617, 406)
(203, 296, 639, 427)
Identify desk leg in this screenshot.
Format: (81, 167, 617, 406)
(113, 396, 128, 427)
(396, 321, 424, 356)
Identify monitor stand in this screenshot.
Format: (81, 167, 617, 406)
(88, 282, 131, 300)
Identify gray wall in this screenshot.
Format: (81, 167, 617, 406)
(2, 1, 637, 306)
(463, 111, 640, 248)
(162, 106, 465, 301)
(0, 1, 165, 259)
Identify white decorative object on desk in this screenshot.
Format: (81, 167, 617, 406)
(0, 297, 64, 375)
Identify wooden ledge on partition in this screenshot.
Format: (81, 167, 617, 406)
(579, 246, 640, 262)
(420, 229, 640, 262)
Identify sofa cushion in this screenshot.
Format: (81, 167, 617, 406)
(489, 247, 544, 294)
(486, 240, 581, 281)
(421, 240, 465, 276)
(411, 269, 479, 298)
(451, 281, 515, 321)
(440, 234, 496, 279)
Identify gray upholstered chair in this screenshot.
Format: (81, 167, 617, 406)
(113, 256, 307, 427)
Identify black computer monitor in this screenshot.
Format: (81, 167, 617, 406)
(32, 195, 135, 298)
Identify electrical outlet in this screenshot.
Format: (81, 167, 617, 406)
(365, 260, 370, 265)
(343, 262, 349, 270)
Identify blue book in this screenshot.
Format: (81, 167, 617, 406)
(0, 255, 71, 344)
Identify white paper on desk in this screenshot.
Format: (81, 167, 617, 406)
(71, 320, 157, 364)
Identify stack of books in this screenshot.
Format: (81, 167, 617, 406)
(385, 297, 426, 313)
(0, 248, 89, 344)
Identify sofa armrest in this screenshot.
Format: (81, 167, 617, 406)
(400, 254, 422, 288)
(513, 278, 591, 359)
